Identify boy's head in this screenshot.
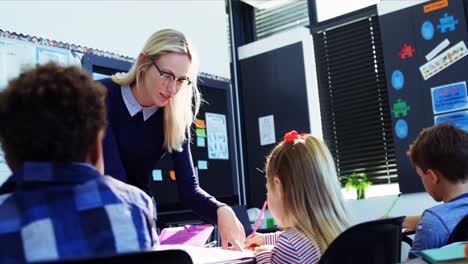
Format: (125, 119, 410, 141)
(407, 124, 468, 201)
(0, 62, 107, 171)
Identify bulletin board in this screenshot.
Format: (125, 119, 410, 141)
(149, 79, 239, 223)
(379, 0, 468, 193)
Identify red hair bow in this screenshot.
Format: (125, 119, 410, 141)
(284, 130, 307, 142)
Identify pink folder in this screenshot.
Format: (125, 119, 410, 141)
(159, 224, 214, 247)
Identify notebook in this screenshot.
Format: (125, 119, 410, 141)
(420, 242, 467, 264)
(154, 244, 255, 264)
(159, 224, 214, 247)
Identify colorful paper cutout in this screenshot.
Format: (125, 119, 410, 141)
(195, 119, 206, 129)
(421, 21, 435, 41)
(392, 99, 411, 118)
(398, 44, 415, 59)
(169, 170, 176, 181)
(424, 0, 448, 13)
(196, 128, 206, 138)
(391, 70, 404, 91)
(437, 13, 458, 33)
(197, 137, 206, 147)
(395, 119, 408, 139)
(198, 160, 208, 170)
(152, 170, 163, 182)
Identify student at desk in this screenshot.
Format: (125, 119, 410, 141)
(406, 124, 468, 258)
(245, 131, 351, 264)
(0, 63, 157, 263)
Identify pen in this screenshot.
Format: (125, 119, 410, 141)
(205, 240, 217, 247)
(251, 200, 268, 236)
(383, 192, 402, 219)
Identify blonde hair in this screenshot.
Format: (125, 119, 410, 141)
(112, 29, 200, 152)
(266, 134, 351, 253)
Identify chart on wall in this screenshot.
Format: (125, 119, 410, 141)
(379, 0, 468, 193)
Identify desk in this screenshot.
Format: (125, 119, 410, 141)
(155, 245, 256, 264)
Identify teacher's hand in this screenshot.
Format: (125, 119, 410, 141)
(217, 206, 246, 251)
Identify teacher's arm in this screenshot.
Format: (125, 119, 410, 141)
(102, 121, 128, 182)
(173, 138, 246, 250)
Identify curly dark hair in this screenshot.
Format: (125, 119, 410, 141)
(407, 124, 468, 183)
(0, 62, 107, 166)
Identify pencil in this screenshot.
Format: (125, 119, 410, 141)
(251, 200, 268, 236)
(383, 192, 402, 219)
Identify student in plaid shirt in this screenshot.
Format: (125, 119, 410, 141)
(0, 63, 158, 263)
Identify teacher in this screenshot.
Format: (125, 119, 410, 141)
(100, 29, 245, 249)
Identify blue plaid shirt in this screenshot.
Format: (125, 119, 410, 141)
(0, 162, 158, 263)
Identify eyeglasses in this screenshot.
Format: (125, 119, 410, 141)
(152, 62, 192, 88)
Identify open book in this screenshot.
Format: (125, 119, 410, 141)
(159, 224, 214, 247)
(154, 244, 255, 264)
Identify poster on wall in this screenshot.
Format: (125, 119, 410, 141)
(205, 112, 229, 160)
(0, 37, 36, 90)
(431, 81, 468, 114)
(434, 110, 468, 132)
(36, 46, 69, 65)
(258, 115, 276, 146)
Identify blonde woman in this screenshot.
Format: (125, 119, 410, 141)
(100, 29, 245, 249)
(245, 130, 351, 263)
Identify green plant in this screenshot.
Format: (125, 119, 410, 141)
(339, 172, 372, 199)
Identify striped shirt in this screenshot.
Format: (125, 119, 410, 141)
(0, 162, 158, 263)
(256, 229, 321, 264)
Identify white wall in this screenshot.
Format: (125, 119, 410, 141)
(0, 0, 231, 78)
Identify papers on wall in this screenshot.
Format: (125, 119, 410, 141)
(434, 110, 468, 132)
(258, 115, 276, 146)
(0, 37, 74, 91)
(205, 113, 229, 160)
(0, 37, 36, 90)
(431, 81, 468, 114)
(36, 46, 69, 65)
(419, 41, 468, 80)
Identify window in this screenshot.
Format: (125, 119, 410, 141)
(254, 0, 309, 40)
(313, 16, 398, 185)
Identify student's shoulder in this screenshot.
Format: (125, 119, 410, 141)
(100, 176, 153, 208)
(278, 229, 317, 248)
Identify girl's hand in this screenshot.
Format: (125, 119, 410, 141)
(244, 233, 265, 249)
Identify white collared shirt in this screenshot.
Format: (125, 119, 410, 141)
(121, 85, 159, 121)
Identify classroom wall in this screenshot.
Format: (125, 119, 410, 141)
(0, 1, 231, 78)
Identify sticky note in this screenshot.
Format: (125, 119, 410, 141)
(169, 170, 176, 181)
(195, 119, 206, 128)
(197, 137, 206, 147)
(198, 160, 208, 170)
(152, 170, 162, 181)
(196, 128, 206, 138)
